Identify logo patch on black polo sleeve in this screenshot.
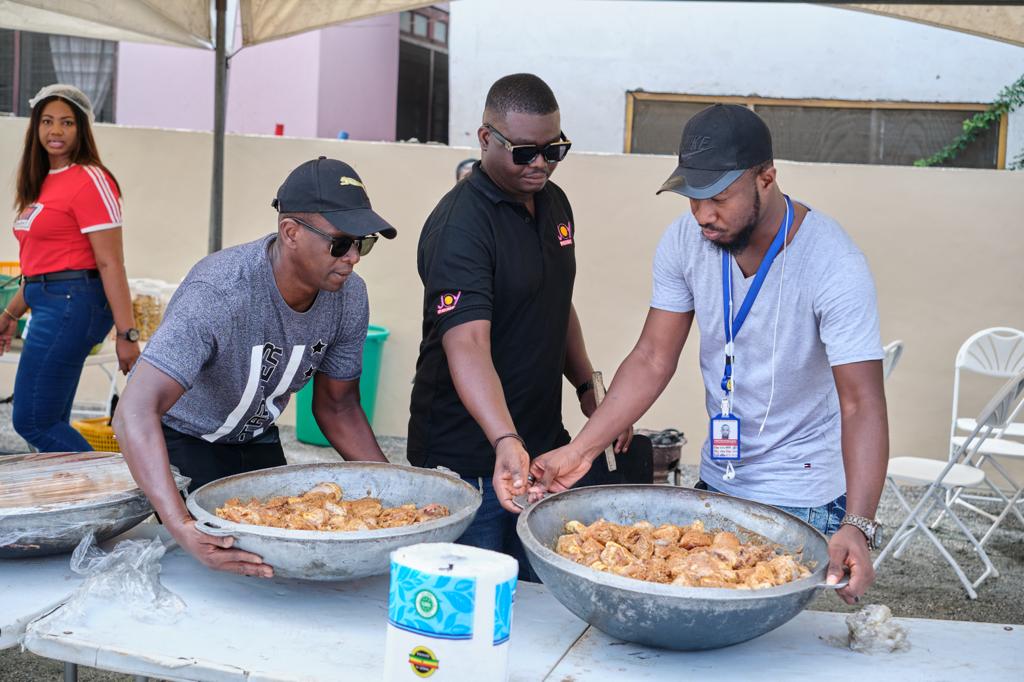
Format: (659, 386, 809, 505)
(557, 222, 573, 246)
(436, 291, 461, 314)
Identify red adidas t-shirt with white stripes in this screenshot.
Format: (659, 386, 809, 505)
(12, 164, 122, 277)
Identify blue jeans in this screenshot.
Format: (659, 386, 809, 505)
(695, 480, 847, 536)
(13, 278, 113, 452)
(457, 475, 540, 582)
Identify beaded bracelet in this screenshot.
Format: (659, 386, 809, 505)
(575, 379, 594, 399)
(492, 432, 525, 451)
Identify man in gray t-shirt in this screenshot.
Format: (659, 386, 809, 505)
(523, 105, 889, 605)
(114, 157, 397, 578)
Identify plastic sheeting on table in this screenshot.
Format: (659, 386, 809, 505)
(33, 533, 185, 632)
(0, 452, 188, 555)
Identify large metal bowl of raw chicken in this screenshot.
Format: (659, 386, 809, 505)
(186, 462, 481, 580)
(517, 484, 842, 650)
(1, 452, 190, 558)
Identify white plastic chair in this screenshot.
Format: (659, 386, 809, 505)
(874, 370, 1024, 599)
(882, 340, 904, 381)
(950, 327, 1024, 441)
(939, 328, 1024, 540)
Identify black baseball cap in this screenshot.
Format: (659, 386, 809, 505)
(272, 157, 397, 239)
(657, 104, 773, 200)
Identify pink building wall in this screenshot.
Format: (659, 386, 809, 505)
(317, 15, 399, 141)
(115, 42, 217, 131)
(115, 16, 398, 142)
(225, 31, 322, 137)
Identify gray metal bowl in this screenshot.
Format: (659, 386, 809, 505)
(1, 493, 156, 559)
(1, 466, 189, 559)
(186, 462, 482, 581)
(517, 484, 841, 650)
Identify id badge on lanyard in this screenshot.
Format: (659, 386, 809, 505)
(710, 196, 793, 470)
(710, 411, 741, 461)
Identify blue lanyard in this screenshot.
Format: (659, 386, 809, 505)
(720, 195, 793, 395)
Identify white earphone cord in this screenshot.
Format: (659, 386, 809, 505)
(729, 279, 735, 412)
(758, 203, 790, 435)
(725, 265, 738, 482)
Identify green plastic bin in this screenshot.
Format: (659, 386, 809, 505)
(0, 275, 25, 337)
(295, 324, 390, 446)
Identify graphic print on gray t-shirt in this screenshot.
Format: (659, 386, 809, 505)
(651, 206, 883, 507)
(140, 234, 369, 444)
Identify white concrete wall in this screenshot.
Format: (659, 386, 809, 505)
(449, 0, 1024, 163)
(1, 119, 1022, 470)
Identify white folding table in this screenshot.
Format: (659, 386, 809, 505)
(21, 534, 589, 681)
(1, 525, 143, 681)
(0, 549, 82, 649)
(548, 609, 1023, 681)
(11, 526, 1023, 681)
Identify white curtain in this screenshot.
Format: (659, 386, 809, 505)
(48, 34, 116, 119)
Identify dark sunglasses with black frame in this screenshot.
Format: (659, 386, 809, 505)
(287, 216, 378, 257)
(484, 123, 572, 165)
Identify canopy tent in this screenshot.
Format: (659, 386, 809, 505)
(1, 1, 1021, 251)
(0, 0, 212, 47)
(0, 0, 438, 251)
(844, 3, 1024, 49)
(0, 0, 439, 48)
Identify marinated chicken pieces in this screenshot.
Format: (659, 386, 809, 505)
(555, 518, 811, 589)
(215, 481, 450, 531)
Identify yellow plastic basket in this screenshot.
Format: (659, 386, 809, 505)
(71, 417, 120, 453)
(0, 263, 22, 322)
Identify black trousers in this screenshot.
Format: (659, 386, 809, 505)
(563, 430, 654, 488)
(163, 424, 287, 493)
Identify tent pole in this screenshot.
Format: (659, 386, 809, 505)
(209, 0, 227, 254)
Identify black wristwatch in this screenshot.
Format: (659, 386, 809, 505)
(575, 379, 594, 399)
(117, 328, 141, 342)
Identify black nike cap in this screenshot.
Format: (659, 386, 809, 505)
(272, 157, 397, 239)
(657, 104, 773, 200)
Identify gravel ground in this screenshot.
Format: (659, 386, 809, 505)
(2, 406, 1022, 680)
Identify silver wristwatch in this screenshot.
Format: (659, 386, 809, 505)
(840, 514, 883, 550)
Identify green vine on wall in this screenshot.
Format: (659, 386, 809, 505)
(915, 73, 1024, 170)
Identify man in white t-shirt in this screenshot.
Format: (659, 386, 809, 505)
(520, 104, 889, 604)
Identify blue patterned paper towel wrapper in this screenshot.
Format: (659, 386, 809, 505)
(384, 544, 520, 681)
(388, 560, 478, 640)
(492, 576, 516, 645)
(388, 563, 518, 645)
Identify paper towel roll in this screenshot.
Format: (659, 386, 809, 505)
(383, 543, 518, 681)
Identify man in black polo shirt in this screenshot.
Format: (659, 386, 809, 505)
(408, 73, 647, 575)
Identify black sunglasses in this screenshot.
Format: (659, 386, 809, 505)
(484, 124, 572, 165)
(289, 217, 378, 257)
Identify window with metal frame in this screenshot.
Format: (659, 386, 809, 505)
(399, 8, 449, 48)
(0, 28, 117, 123)
(625, 92, 1006, 170)
(397, 7, 449, 144)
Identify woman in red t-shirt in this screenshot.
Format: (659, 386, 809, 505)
(0, 84, 139, 452)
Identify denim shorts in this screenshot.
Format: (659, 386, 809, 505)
(695, 480, 847, 536)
